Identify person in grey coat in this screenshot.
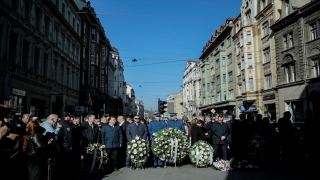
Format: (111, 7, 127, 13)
(126, 115, 148, 141)
(101, 117, 123, 172)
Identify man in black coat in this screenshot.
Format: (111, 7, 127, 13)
(56, 112, 73, 179)
(126, 115, 148, 169)
(211, 114, 229, 161)
(203, 116, 213, 146)
(82, 114, 101, 145)
(226, 114, 242, 160)
(117, 115, 129, 167)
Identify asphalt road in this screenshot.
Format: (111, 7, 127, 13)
(79, 164, 308, 180)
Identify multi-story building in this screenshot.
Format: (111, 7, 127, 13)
(254, 0, 282, 121)
(271, 0, 319, 122)
(135, 100, 144, 118)
(125, 83, 136, 117)
(233, 0, 260, 119)
(199, 18, 236, 119)
(174, 91, 183, 119)
(166, 93, 180, 117)
(0, 0, 82, 118)
(75, 0, 114, 117)
(182, 60, 201, 120)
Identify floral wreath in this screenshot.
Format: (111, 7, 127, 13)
(189, 140, 214, 167)
(86, 143, 108, 161)
(126, 136, 149, 168)
(151, 128, 189, 164)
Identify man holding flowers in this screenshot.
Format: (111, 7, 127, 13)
(126, 115, 148, 169)
(148, 112, 166, 168)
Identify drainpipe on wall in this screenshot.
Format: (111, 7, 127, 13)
(301, 14, 310, 110)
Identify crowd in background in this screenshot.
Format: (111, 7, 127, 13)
(1, 109, 319, 179)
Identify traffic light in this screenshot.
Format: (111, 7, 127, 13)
(158, 98, 167, 114)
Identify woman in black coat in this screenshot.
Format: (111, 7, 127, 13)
(23, 121, 48, 180)
(190, 120, 206, 146)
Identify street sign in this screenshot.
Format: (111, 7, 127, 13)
(75, 106, 84, 113)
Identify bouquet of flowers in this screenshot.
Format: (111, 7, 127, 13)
(189, 140, 214, 167)
(233, 160, 258, 170)
(212, 159, 232, 171)
(127, 136, 149, 168)
(152, 128, 189, 165)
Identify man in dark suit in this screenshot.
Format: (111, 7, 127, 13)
(101, 116, 123, 172)
(82, 114, 101, 145)
(126, 115, 148, 169)
(211, 114, 229, 161)
(226, 114, 242, 161)
(117, 115, 129, 167)
(203, 116, 213, 146)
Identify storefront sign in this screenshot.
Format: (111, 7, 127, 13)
(206, 105, 215, 109)
(239, 105, 246, 113)
(12, 88, 26, 96)
(263, 94, 275, 101)
(248, 105, 257, 111)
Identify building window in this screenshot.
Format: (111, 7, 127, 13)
(238, 65, 241, 76)
(229, 90, 234, 100)
(22, 39, 30, 68)
(249, 78, 254, 92)
(217, 92, 221, 102)
(43, 53, 48, 77)
(217, 75, 221, 85)
(248, 54, 253, 67)
(212, 96, 215, 103)
(207, 83, 210, 91)
(247, 31, 252, 43)
(222, 57, 226, 66)
(236, 42, 240, 55)
(91, 52, 95, 64)
(310, 22, 317, 41)
(262, 21, 269, 37)
(211, 82, 215, 90)
(264, 103, 276, 121)
(227, 36, 232, 47)
(265, 74, 272, 89)
(62, 3, 65, 17)
(33, 47, 40, 74)
(216, 59, 220, 69)
(91, 29, 96, 42)
(313, 59, 320, 77)
(203, 98, 206, 105)
(72, 18, 75, 29)
(289, 33, 293, 47)
(285, 65, 296, 83)
(223, 74, 226, 83)
(207, 97, 211, 104)
(224, 91, 227, 101)
(228, 54, 232, 64)
(221, 43, 225, 50)
(44, 16, 50, 38)
(35, 6, 42, 31)
(285, 0, 290, 16)
(263, 48, 271, 63)
(228, 72, 233, 82)
(283, 35, 288, 49)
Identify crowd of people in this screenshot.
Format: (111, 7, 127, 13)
(1, 110, 319, 179)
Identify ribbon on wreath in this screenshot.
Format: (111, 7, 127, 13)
(195, 146, 199, 166)
(209, 149, 213, 165)
(170, 138, 179, 163)
(98, 149, 104, 170)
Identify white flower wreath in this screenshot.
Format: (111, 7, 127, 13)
(189, 140, 214, 167)
(151, 128, 189, 164)
(127, 136, 149, 168)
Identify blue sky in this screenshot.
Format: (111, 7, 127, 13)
(89, 0, 242, 111)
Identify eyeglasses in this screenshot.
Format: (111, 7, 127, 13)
(134, 118, 140, 119)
